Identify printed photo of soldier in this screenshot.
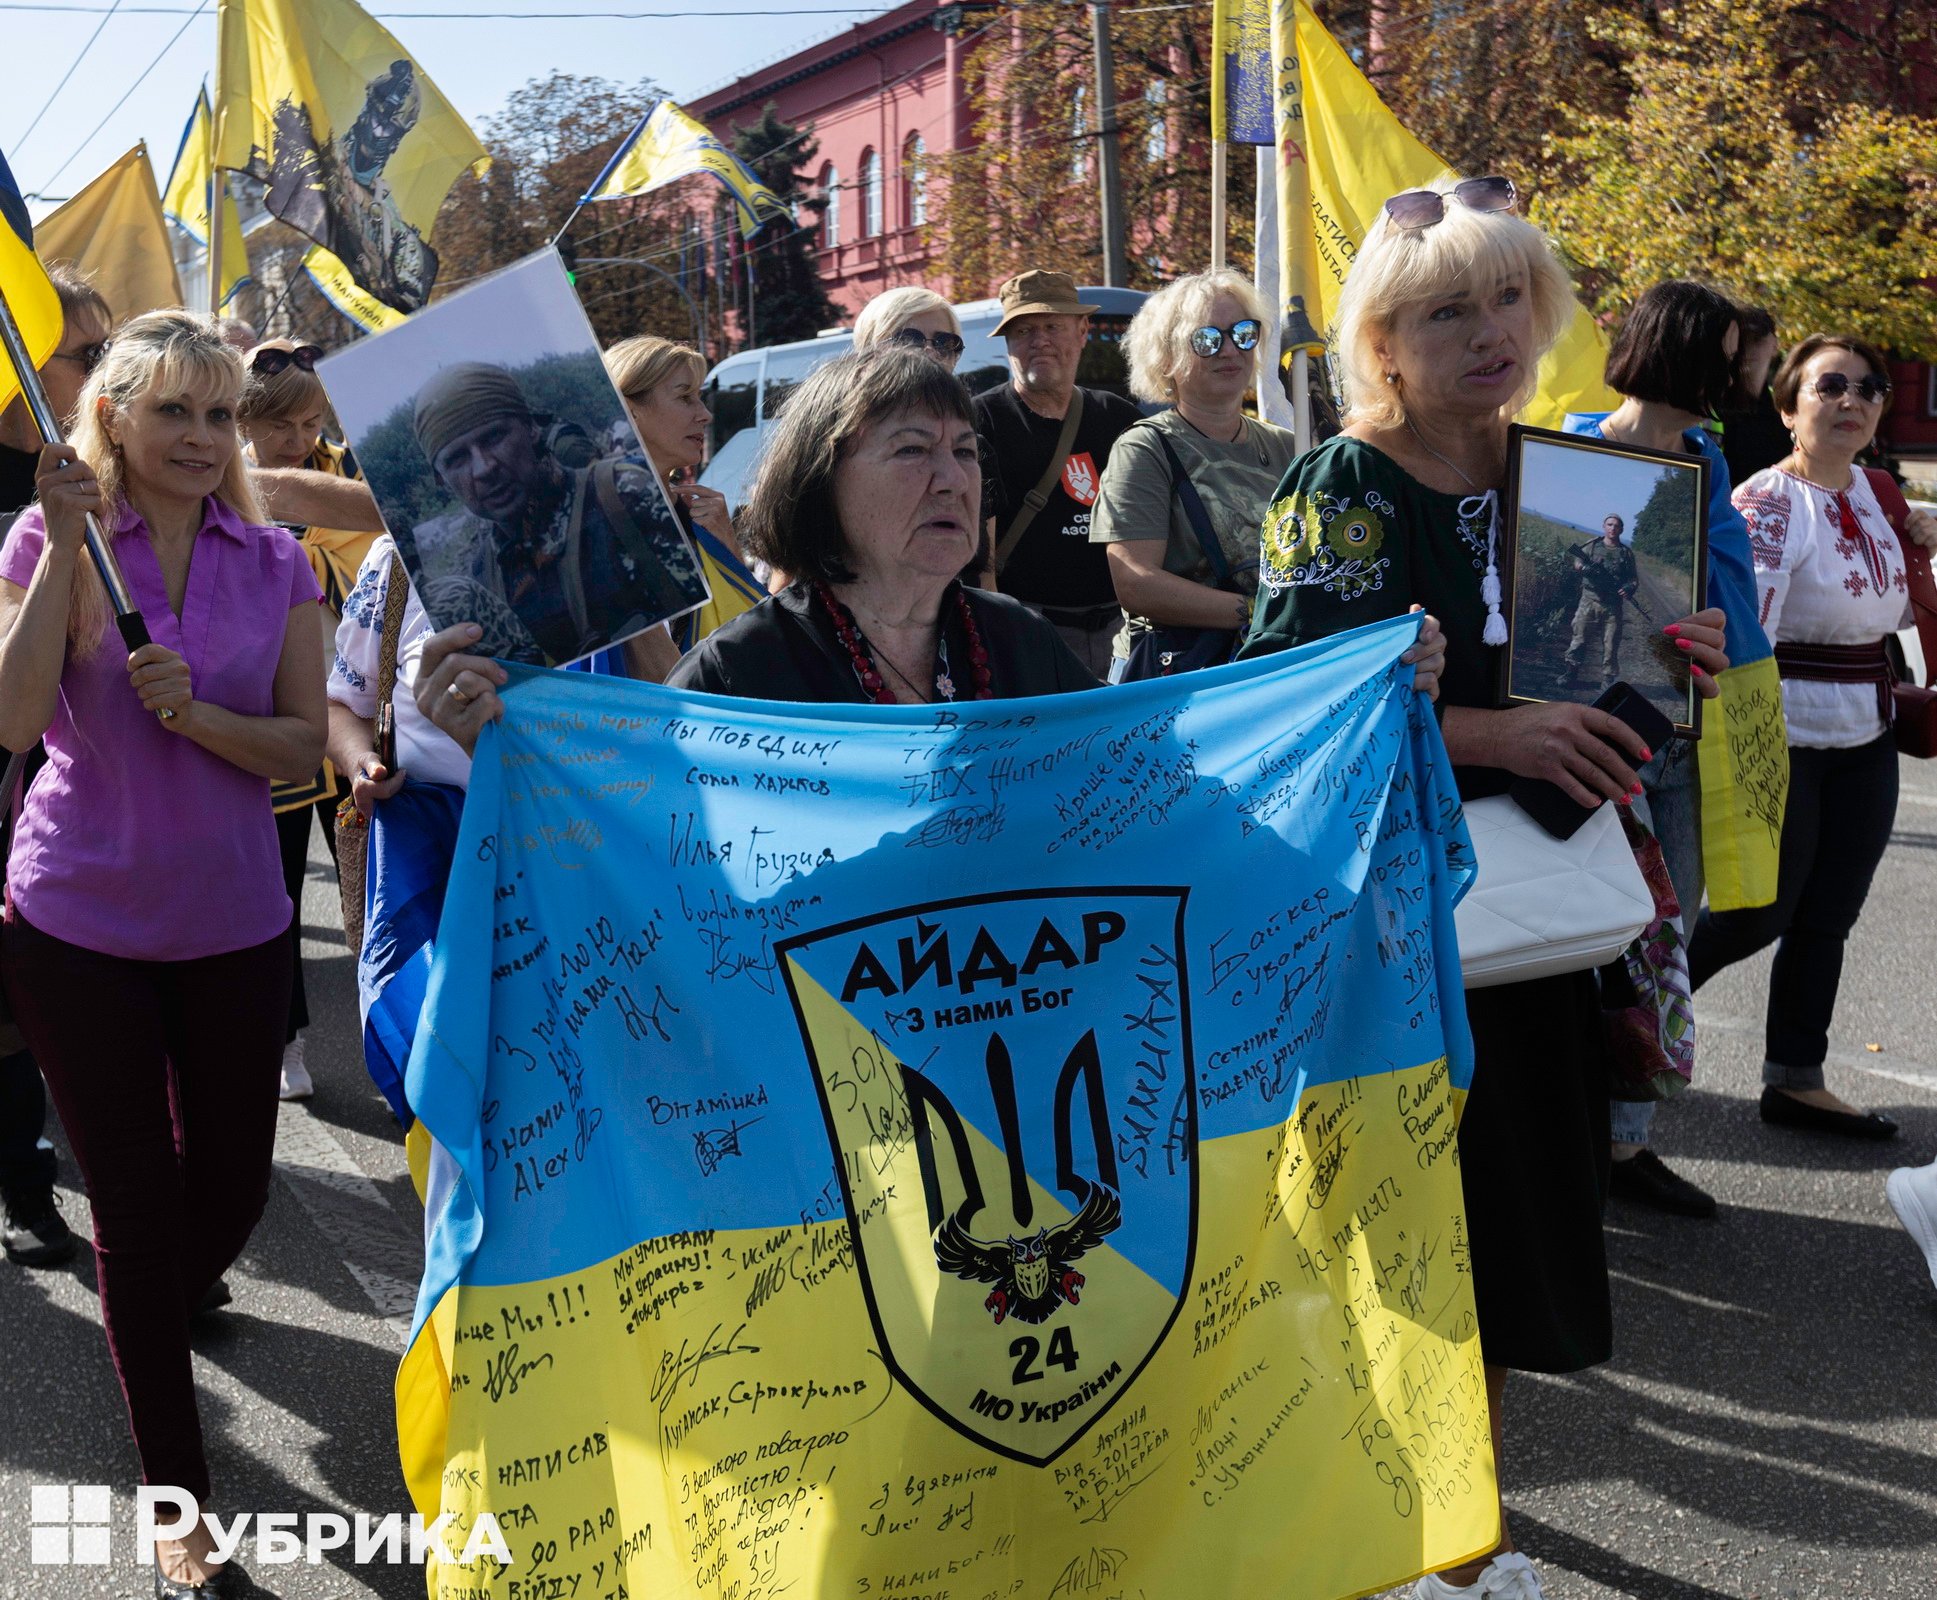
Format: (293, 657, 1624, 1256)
(407, 360, 707, 664)
(1563, 513, 1641, 683)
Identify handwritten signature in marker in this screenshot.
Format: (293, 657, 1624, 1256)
(649, 1321, 761, 1416)
(694, 1117, 763, 1177)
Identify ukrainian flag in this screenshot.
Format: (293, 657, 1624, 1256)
(161, 86, 251, 310)
(581, 99, 792, 237)
(675, 523, 764, 650)
(0, 146, 64, 416)
(1211, 0, 1274, 145)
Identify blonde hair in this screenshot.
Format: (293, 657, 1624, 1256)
(1332, 180, 1577, 429)
(604, 335, 705, 405)
(238, 340, 329, 427)
(64, 310, 263, 656)
(852, 286, 960, 352)
(1124, 268, 1265, 403)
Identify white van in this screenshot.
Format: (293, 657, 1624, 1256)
(699, 284, 1148, 510)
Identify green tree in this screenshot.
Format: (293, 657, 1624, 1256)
(729, 104, 839, 347)
(1530, 0, 1937, 357)
(1632, 464, 1698, 567)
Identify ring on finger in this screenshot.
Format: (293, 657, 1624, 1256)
(446, 683, 472, 706)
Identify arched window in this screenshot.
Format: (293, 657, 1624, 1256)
(904, 132, 927, 228)
(1144, 79, 1167, 162)
(861, 148, 883, 238)
(819, 162, 840, 249)
(1070, 84, 1088, 182)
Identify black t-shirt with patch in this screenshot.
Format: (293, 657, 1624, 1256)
(974, 383, 1141, 609)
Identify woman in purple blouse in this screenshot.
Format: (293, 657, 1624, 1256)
(0, 311, 326, 1598)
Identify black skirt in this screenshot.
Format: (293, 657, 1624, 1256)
(1458, 971, 1613, 1373)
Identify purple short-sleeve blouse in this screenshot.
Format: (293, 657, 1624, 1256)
(1, 497, 322, 961)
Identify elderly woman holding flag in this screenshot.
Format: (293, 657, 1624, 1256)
(1240, 179, 1727, 1600)
(0, 310, 326, 1597)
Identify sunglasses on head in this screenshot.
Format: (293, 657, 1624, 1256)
(53, 340, 110, 374)
(1383, 175, 1518, 231)
(888, 327, 966, 357)
(250, 344, 324, 376)
(1810, 371, 1891, 405)
(1189, 319, 1261, 359)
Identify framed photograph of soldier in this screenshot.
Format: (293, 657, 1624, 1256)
(318, 249, 711, 668)
(1497, 425, 1709, 737)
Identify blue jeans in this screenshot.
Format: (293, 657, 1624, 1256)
(1612, 738, 1704, 1146)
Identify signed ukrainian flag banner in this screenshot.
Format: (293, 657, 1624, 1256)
(400, 613, 1497, 1600)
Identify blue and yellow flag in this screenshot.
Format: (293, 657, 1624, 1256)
(162, 88, 250, 310)
(214, 0, 488, 316)
(674, 525, 764, 651)
(1211, 0, 1274, 145)
(1565, 415, 1787, 909)
(0, 146, 63, 417)
(1270, 0, 1616, 421)
(397, 615, 1499, 1599)
(581, 99, 792, 237)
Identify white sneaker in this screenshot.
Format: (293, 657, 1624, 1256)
(279, 1034, 314, 1101)
(1886, 1161, 1937, 1290)
(1413, 1552, 1548, 1600)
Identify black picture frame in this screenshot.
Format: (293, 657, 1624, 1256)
(1497, 423, 1710, 738)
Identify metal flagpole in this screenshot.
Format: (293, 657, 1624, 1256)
(208, 174, 226, 315)
(0, 285, 171, 716)
(1210, 140, 1227, 272)
(1293, 347, 1311, 456)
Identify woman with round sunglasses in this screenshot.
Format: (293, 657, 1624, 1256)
(852, 286, 966, 372)
(238, 338, 379, 1101)
(1240, 179, 1729, 1600)
(1090, 269, 1299, 679)
(1691, 335, 1937, 1140)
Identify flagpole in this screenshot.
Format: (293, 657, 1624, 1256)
(1210, 140, 1227, 272)
(208, 174, 225, 315)
(0, 285, 171, 716)
(1292, 347, 1311, 456)
(556, 105, 654, 248)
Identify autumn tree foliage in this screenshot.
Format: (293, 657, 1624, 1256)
(431, 73, 723, 353)
(927, 1, 1253, 297)
(1529, 0, 1937, 357)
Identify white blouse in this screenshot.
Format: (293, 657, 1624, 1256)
(1733, 466, 1911, 749)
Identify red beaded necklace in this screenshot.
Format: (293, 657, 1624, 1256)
(813, 582, 994, 704)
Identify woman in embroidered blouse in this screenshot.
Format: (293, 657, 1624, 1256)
(1690, 335, 1934, 1140)
(1240, 180, 1728, 1600)
(0, 311, 327, 1596)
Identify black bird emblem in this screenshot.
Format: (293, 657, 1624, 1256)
(932, 1175, 1122, 1325)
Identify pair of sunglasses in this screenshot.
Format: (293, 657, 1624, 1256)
(250, 343, 324, 376)
(53, 340, 110, 374)
(1383, 175, 1518, 231)
(889, 327, 966, 357)
(1189, 319, 1261, 359)
(1810, 371, 1892, 405)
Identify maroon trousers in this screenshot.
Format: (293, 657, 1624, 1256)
(1, 912, 288, 1503)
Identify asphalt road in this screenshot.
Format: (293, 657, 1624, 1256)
(2, 759, 1933, 1600)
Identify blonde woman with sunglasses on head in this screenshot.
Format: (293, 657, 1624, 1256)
(852, 286, 966, 372)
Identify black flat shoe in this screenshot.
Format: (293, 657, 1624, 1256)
(155, 1556, 255, 1597)
(1610, 1148, 1718, 1217)
(1759, 1086, 1898, 1140)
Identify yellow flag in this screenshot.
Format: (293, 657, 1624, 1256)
(301, 244, 406, 332)
(162, 89, 250, 310)
(1210, 0, 1274, 144)
(38, 145, 183, 327)
(0, 147, 63, 417)
(582, 99, 790, 237)
(214, 0, 488, 314)
(1271, 0, 1616, 424)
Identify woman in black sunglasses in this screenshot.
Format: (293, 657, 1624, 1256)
(853, 286, 966, 373)
(1691, 334, 1937, 1140)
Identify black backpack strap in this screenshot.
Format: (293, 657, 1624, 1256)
(1151, 426, 1232, 588)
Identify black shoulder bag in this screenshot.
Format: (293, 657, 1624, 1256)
(1119, 429, 1246, 681)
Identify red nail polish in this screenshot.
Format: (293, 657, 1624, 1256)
(1664, 624, 1681, 636)
(1691, 664, 1707, 678)
(1676, 639, 1694, 651)
(1640, 746, 1653, 761)
(1631, 782, 1643, 796)
(1617, 793, 1632, 806)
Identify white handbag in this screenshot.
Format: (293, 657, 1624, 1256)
(1454, 794, 1654, 989)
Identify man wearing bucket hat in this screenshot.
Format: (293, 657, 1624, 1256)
(974, 269, 1141, 677)
(408, 361, 707, 665)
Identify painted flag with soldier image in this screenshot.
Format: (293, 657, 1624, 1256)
(395, 614, 1502, 1600)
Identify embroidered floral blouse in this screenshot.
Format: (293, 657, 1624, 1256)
(1239, 435, 1501, 792)
(1732, 466, 1910, 749)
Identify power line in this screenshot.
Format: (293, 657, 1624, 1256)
(10, 0, 123, 156)
(32, 0, 206, 193)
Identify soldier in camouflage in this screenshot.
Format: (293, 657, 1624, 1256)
(1562, 513, 1640, 683)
